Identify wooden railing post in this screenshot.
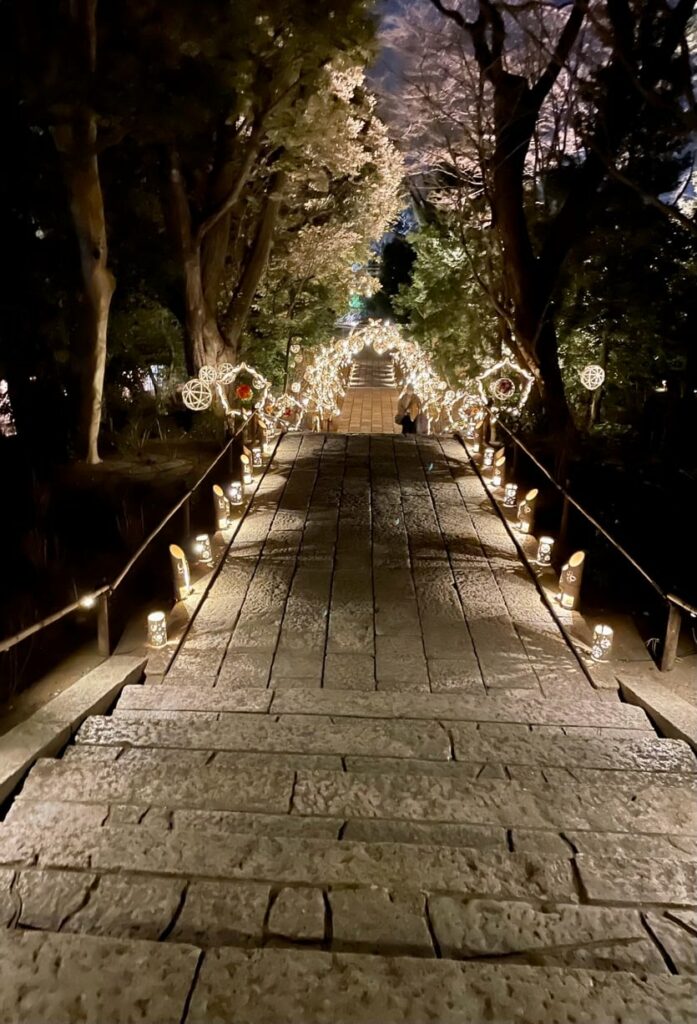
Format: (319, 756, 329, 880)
(660, 602, 681, 672)
(97, 591, 112, 656)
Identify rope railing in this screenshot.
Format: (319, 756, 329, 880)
(0, 410, 259, 659)
(472, 419, 697, 672)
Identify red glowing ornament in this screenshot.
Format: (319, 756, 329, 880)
(236, 383, 253, 402)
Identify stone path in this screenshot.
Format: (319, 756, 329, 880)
(1, 434, 695, 1023)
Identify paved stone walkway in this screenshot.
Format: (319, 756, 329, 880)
(1, 434, 695, 1023)
(335, 387, 400, 433)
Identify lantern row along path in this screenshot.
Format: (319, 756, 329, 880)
(1, 434, 696, 1023)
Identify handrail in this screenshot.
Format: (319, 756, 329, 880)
(0, 410, 257, 656)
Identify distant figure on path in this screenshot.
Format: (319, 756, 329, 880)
(397, 393, 421, 434)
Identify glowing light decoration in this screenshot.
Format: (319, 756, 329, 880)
(199, 365, 218, 384)
(477, 357, 534, 416)
(251, 444, 263, 469)
(213, 485, 230, 531)
(558, 550, 586, 610)
(169, 544, 192, 601)
(217, 363, 236, 385)
(147, 611, 167, 648)
(483, 446, 495, 470)
(79, 595, 97, 609)
(492, 456, 506, 488)
(504, 483, 518, 508)
(182, 379, 212, 412)
(241, 454, 253, 488)
(227, 481, 243, 506)
(536, 536, 554, 566)
(193, 533, 213, 565)
(579, 365, 605, 391)
(591, 624, 613, 661)
(516, 488, 538, 534)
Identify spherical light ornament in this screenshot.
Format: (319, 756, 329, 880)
(579, 364, 605, 391)
(198, 365, 217, 383)
(491, 377, 516, 401)
(291, 382, 301, 394)
(290, 344, 301, 354)
(217, 363, 236, 384)
(182, 378, 212, 411)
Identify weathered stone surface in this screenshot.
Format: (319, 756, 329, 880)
(344, 757, 479, 778)
(427, 657, 485, 692)
(450, 728, 695, 773)
(646, 912, 697, 973)
(0, 825, 577, 902)
(268, 887, 325, 942)
(568, 831, 697, 862)
(75, 713, 451, 760)
(32, 656, 146, 728)
(217, 648, 273, 688)
(117, 685, 271, 714)
(578, 855, 697, 907)
(0, 868, 17, 925)
(63, 873, 184, 940)
(323, 653, 375, 690)
(429, 898, 651, 968)
(270, 689, 652, 729)
(620, 675, 697, 753)
(4, 798, 108, 830)
(293, 769, 696, 835)
(187, 947, 697, 1024)
(170, 809, 344, 839)
(20, 758, 294, 814)
(342, 820, 506, 849)
(0, 929, 199, 1024)
(511, 831, 573, 858)
(330, 888, 433, 956)
(0, 719, 71, 804)
(16, 868, 96, 931)
(170, 880, 270, 947)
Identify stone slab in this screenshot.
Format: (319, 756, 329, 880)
(577, 855, 697, 908)
(268, 886, 326, 942)
(0, 929, 199, 1024)
(292, 769, 697, 835)
(0, 719, 71, 805)
(342, 820, 507, 849)
(646, 912, 697, 974)
(63, 873, 184, 941)
(75, 713, 451, 760)
(171, 879, 270, 947)
(117, 684, 272, 714)
(186, 947, 696, 1024)
(269, 690, 652, 729)
(330, 888, 433, 957)
(0, 825, 577, 902)
(32, 656, 146, 727)
(620, 676, 697, 753)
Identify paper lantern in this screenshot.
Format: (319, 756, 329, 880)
(193, 533, 213, 565)
(169, 544, 191, 601)
(251, 444, 263, 469)
(492, 456, 506, 488)
(147, 611, 167, 648)
(227, 481, 243, 506)
(503, 483, 518, 508)
(558, 550, 586, 610)
(212, 484, 229, 530)
(483, 446, 495, 470)
(536, 536, 554, 566)
(516, 488, 538, 534)
(591, 624, 613, 661)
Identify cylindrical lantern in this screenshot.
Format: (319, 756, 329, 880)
(470, 441, 481, 458)
(483, 446, 495, 470)
(263, 439, 275, 456)
(591, 623, 613, 662)
(147, 611, 167, 648)
(227, 480, 243, 506)
(169, 544, 191, 601)
(251, 444, 263, 469)
(492, 456, 506, 488)
(240, 454, 253, 487)
(516, 488, 538, 534)
(503, 483, 518, 508)
(465, 422, 477, 440)
(536, 535, 554, 566)
(212, 484, 230, 531)
(193, 533, 213, 565)
(559, 550, 586, 610)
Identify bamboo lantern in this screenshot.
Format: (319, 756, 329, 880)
(492, 455, 506, 488)
(147, 611, 167, 648)
(251, 443, 263, 469)
(536, 535, 554, 566)
(227, 481, 243, 507)
(558, 550, 586, 610)
(213, 484, 229, 530)
(240, 453, 253, 487)
(483, 446, 495, 470)
(591, 624, 614, 662)
(193, 533, 213, 565)
(503, 483, 518, 508)
(169, 544, 191, 601)
(516, 488, 539, 534)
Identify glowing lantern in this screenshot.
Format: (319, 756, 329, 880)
(558, 550, 586, 610)
(251, 444, 263, 469)
(516, 488, 538, 534)
(591, 624, 614, 662)
(193, 533, 213, 565)
(227, 481, 243, 506)
(536, 536, 554, 566)
(483, 446, 495, 470)
(169, 544, 192, 601)
(147, 611, 167, 648)
(240, 454, 253, 487)
(503, 483, 518, 508)
(213, 485, 229, 530)
(492, 456, 506, 488)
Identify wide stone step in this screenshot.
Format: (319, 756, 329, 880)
(16, 757, 696, 836)
(266, 689, 653, 730)
(2, 863, 691, 974)
(75, 710, 694, 774)
(187, 948, 695, 1023)
(1, 931, 692, 1023)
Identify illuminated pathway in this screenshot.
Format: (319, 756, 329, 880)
(335, 347, 401, 433)
(0, 434, 695, 1022)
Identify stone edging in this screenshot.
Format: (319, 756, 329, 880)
(0, 654, 146, 804)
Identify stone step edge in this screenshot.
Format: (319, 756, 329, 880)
(0, 655, 145, 805)
(620, 675, 697, 754)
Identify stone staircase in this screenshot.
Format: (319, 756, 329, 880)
(1, 679, 696, 1021)
(349, 353, 396, 388)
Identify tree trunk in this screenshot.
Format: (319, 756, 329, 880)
(224, 171, 285, 355)
(53, 111, 114, 464)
